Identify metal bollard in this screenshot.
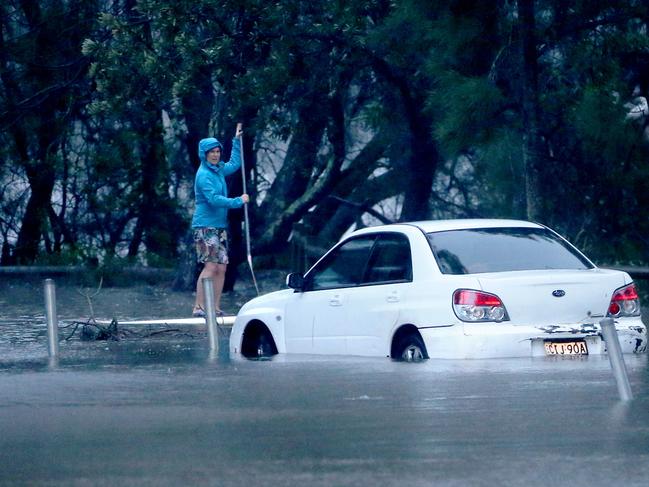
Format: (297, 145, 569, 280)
(600, 318, 633, 401)
(44, 278, 59, 357)
(202, 278, 218, 352)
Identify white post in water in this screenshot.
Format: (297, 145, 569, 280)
(600, 318, 633, 401)
(202, 278, 218, 352)
(44, 279, 59, 357)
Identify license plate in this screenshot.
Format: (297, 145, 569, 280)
(544, 340, 588, 356)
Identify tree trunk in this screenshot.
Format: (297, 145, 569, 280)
(303, 129, 388, 244)
(172, 230, 199, 292)
(126, 11, 178, 263)
(317, 169, 399, 244)
(518, 0, 544, 221)
(367, 53, 439, 222)
(182, 67, 216, 171)
(255, 97, 329, 252)
(14, 165, 56, 263)
(400, 116, 438, 221)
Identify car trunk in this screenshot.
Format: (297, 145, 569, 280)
(476, 269, 627, 325)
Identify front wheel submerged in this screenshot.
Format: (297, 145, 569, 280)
(241, 322, 278, 359)
(254, 333, 274, 357)
(393, 333, 428, 362)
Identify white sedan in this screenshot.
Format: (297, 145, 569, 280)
(230, 219, 647, 360)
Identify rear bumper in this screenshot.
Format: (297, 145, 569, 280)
(420, 319, 647, 359)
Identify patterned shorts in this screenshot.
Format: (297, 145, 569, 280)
(194, 227, 229, 264)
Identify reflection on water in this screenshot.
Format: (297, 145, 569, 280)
(0, 316, 46, 344)
(1, 285, 649, 486)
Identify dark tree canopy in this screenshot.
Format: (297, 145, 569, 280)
(2, 0, 649, 283)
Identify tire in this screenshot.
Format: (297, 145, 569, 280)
(254, 332, 274, 358)
(242, 324, 277, 359)
(395, 333, 427, 362)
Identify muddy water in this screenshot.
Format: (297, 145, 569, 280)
(1, 277, 649, 486)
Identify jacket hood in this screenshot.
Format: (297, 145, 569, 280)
(198, 138, 224, 166)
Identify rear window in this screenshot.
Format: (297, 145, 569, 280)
(426, 227, 593, 275)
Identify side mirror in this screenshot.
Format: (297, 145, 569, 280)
(286, 272, 305, 291)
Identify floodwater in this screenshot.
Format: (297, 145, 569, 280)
(1, 277, 649, 486)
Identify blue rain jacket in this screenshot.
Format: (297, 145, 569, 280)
(191, 137, 243, 229)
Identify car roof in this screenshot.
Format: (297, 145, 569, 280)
(350, 219, 544, 236)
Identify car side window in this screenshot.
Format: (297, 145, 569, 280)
(309, 236, 376, 290)
(363, 233, 412, 284)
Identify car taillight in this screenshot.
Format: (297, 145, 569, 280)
(607, 283, 641, 317)
(453, 289, 509, 322)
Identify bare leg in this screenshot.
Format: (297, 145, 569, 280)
(211, 263, 227, 311)
(194, 262, 227, 313)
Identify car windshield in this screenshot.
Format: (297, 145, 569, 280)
(426, 227, 594, 275)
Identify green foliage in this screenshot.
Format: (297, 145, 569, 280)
(432, 74, 506, 158)
(422, 0, 649, 266)
(4, 0, 649, 272)
(572, 86, 632, 163)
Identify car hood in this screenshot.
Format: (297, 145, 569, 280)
(237, 288, 294, 315)
(475, 268, 628, 325)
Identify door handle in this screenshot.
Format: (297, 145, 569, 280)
(329, 295, 343, 306)
(386, 291, 400, 303)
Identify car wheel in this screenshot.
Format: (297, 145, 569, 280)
(395, 334, 427, 362)
(254, 332, 274, 358)
(241, 323, 277, 359)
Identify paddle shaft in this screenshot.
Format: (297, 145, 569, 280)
(237, 123, 260, 295)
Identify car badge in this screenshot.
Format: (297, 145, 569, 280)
(552, 290, 566, 297)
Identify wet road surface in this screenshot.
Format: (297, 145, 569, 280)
(2, 339, 649, 486)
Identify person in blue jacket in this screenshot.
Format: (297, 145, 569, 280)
(192, 125, 249, 317)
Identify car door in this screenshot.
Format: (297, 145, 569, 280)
(283, 236, 376, 354)
(345, 233, 412, 356)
